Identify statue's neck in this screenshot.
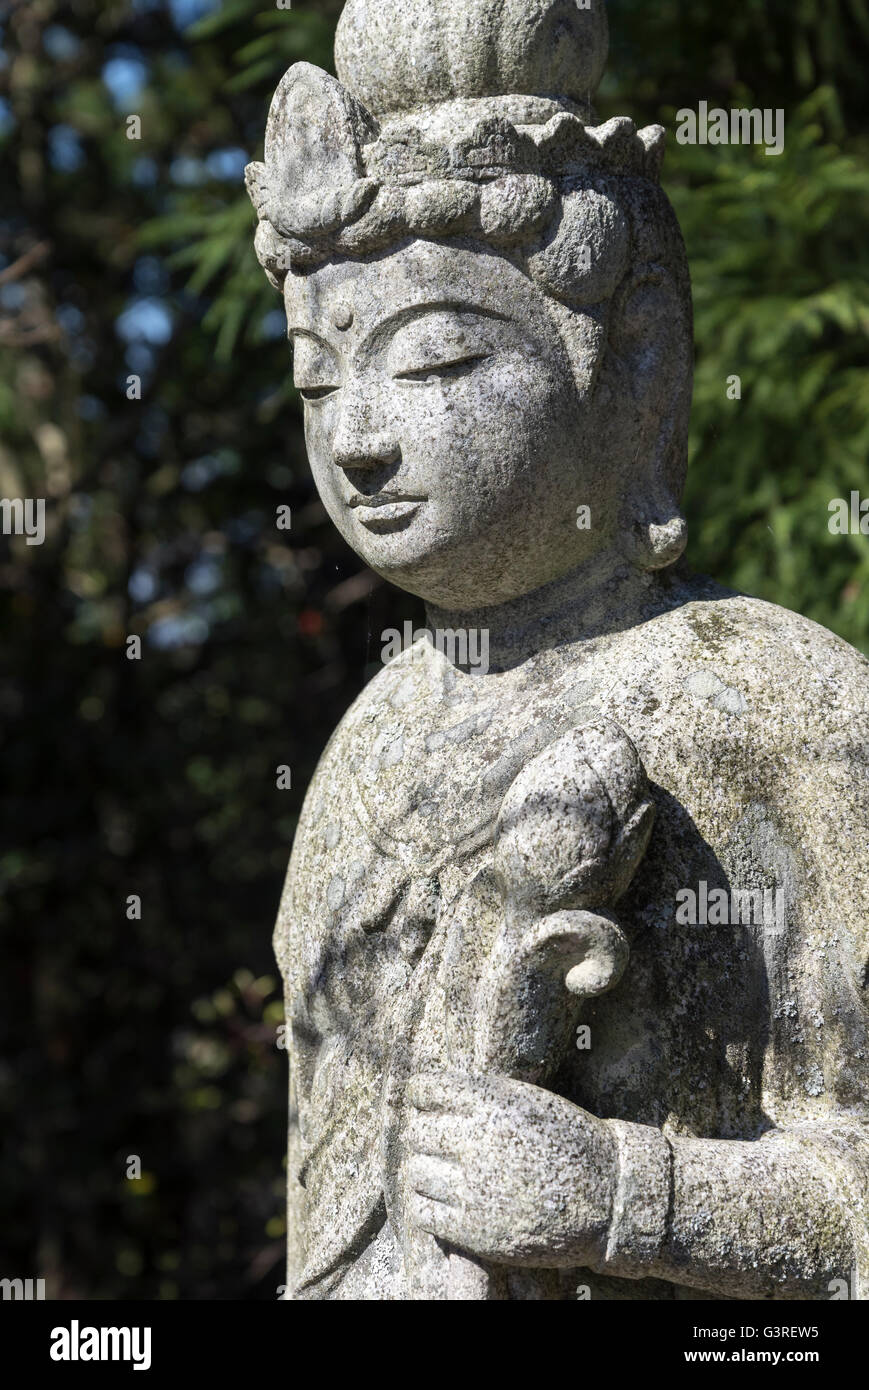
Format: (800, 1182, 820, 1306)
(424, 556, 669, 672)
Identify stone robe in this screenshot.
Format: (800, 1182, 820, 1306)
(275, 572, 869, 1299)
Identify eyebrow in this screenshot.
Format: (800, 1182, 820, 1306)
(360, 300, 510, 356)
(287, 301, 510, 357)
(287, 328, 336, 352)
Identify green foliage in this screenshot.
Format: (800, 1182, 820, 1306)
(672, 91, 869, 648)
(604, 1, 869, 645)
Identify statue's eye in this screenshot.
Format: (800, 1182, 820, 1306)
(297, 384, 339, 402)
(394, 352, 492, 382)
(291, 334, 340, 402)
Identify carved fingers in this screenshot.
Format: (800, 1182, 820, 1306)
(402, 1071, 618, 1266)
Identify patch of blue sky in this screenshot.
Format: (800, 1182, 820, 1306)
(57, 304, 87, 336)
(181, 455, 226, 492)
(133, 256, 170, 296)
(116, 297, 174, 346)
(43, 25, 82, 61)
(102, 52, 148, 110)
(169, 155, 208, 187)
(124, 344, 156, 377)
(205, 147, 248, 181)
(130, 157, 158, 188)
(260, 309, 288, 341)
(169, 0, 220, 32)
(149, 612, 210, 649)
(48, 124, 85, 172)
(129, 567, 159, 604)
(186, 555, 223, 596)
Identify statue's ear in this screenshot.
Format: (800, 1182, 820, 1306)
(605, 264, 691, 570)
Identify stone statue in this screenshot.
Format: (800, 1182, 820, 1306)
(247, 0, 869, 1300)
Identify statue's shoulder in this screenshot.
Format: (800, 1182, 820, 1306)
(587, 572, 869, 843)
(655, 582, 869, 1007)
(646, 573, 869, 738)
(311, 645, 425, 768)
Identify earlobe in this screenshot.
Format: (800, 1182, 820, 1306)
(623, 501, 688, 571)
(605, 266, 691, 571)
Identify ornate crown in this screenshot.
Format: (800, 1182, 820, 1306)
(246, 0, 666, 281)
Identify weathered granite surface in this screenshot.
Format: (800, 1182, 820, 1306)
(247, 0, 869, 1300)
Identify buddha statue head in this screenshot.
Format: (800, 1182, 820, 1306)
(246, 0, 693, 612)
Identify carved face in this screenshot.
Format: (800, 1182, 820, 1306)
(284, 238, 623, 610)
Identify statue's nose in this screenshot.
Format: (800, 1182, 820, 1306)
(333, 432, 400, 472)
(332, 393, 400, 472)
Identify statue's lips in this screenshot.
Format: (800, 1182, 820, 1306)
(349, 494, 426, 532)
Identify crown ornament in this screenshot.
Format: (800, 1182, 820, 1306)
(246, 0, 666, 282)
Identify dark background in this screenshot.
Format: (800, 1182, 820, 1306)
(0, 0, 867, 1300)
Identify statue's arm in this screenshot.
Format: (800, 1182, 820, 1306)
(597, 732, 869, 1300)
(596, 1117, 864, 1299)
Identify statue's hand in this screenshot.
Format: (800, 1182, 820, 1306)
(405, 1070, 617, 1268)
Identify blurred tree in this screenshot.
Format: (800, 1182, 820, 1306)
(0, 0, 866, 1300)
(604, 0, 869, 648)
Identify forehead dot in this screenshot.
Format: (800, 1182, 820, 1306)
(331, 301, 354, 331)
